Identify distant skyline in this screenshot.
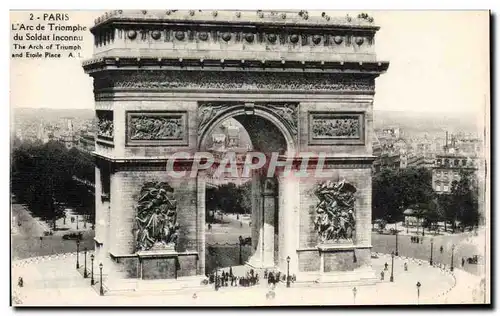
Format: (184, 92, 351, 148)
(10, 10, 489, 117)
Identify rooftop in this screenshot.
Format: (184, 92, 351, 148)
(92, 10, 378, 31)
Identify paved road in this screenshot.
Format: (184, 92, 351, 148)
(11, 203, 95, 260)
(372, 231, 486, 276)
(13, 252, 483, 306)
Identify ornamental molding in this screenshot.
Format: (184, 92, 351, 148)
(93, 71, 375, 93)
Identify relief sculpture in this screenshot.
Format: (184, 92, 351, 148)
(267, 103, 298, 136)
(314, 179, 356, 243)
(97, 114, 113, 139)
(129, 115, 184, 140)
(197, 103, 233, 135)
(312, 117, 360, 138)
(135, 181, 179, 252)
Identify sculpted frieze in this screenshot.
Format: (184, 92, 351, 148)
(312, 117, 360, 138)
(126, 111, 188, 146)
(95, 71, 374, 92)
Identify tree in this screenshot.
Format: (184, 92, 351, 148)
(372, 167, 436, 225)
(11, 139, 95, 230)
(450, 170, 479, 231)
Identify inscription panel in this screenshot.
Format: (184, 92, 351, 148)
(126, 111, 188, 146)
(308, 112, 364, 145)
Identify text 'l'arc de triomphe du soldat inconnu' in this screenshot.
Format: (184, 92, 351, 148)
(82, 10, 389, 283)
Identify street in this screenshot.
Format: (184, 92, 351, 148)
(11, 203, 95, 260)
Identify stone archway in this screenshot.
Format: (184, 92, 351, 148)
(197, 103, 298, 274)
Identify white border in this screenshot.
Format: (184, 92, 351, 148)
(3, 1, 497, 315)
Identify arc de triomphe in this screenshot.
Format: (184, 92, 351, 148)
(83, 10, 389, 284)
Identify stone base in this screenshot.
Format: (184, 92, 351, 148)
(245, 257, 276, 270)
(103, 275, 208, 296)
(137, 249, 180, 280)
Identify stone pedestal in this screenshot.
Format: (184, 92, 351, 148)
(137, 248, 179, 280)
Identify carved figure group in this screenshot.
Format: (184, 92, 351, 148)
(314, 179, 356, 242)
(130, 116, 183, 140)
(135, 181, 179, 251)
(97, 118, 113, 138)
(312, 118, 359, 138)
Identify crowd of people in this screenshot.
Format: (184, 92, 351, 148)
(204, 267, 297, 290)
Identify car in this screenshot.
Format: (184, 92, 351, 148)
(467, 255, 483, 265)
(62, 232, 83, 240)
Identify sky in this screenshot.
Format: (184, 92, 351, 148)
(9, 10, 490, 115)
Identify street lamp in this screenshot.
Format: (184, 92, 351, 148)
(450, 245, 455, 272)
(286, 256, 291, 288)
(416, 281, 421, 304)
(239, 235, 243, 265)
(390, 251, 395, 282)
(90, 254, 95, 285)
(395, 231, 399, 256)
(76, 239, 80, 269)
(99, 263, 104, 296)
(430, 238, 434, 265)
(214, 258, 219, 291)
(353, 287, 357, 304)
(83, 248, 88, 278)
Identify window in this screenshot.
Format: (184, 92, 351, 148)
(454, 159, 460, 166)
(443, 185, 449, 192)
(435, 185, 441, 191)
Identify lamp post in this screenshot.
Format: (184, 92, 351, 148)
(76, 239, 80, 269)
(99, 263, 104, 296)
(90, 254, 95, 285)
(286, 256, 291, 288)
(239, 235, 243, 265)
(214, 266, 219, 291)
(390, 251, 395, 282)
(450, 245, 455, 272)
(416, 281, 421, 304)
(83, 248, 88, 278)
(353, 287, 357, 304)
(430, 238, 434, 265)
(395, 231, 399, 256)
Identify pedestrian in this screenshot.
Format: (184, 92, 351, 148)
(380, 271, 385, 281)
(462, 257, 465, 267)
(240, 222, 243, 228)
(264, 269, 268, 279)
(384, 262, 388, 271)
(229, 267, 233, 277)
(404, 262, 408, 271)
(416, 236, 419, 244)
(440, 245, 443, 253)
(18, 277, 23, 287)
